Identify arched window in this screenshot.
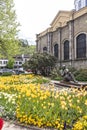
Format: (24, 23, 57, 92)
(64, 40, 69, 60)
(43, 47, 47, 53)
(54, 44, 58, 58)
(76, 34, 86, 58)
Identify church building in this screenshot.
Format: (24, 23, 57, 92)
(36, 0, 87, 69)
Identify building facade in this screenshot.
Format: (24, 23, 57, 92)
(0, 54, 30, 69)
(36, 0, 87, 69)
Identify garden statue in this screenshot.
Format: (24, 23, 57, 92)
(60, 65, 77, 83)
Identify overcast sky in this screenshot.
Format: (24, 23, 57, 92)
(14, 0, 74, 44)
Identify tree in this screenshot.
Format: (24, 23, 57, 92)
(6, 58, 14, 69)
(18, 39, 36, 55)
(0, 0, 20, 59)
(23, 53, 57, 76)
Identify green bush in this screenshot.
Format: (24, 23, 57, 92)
(68, 67, 77, 74)
(74, 69, 87, 81)
(6, 59, 14, 69)
(2, 72, 12, 76)
(50, 67, 62, 80)
(63, 67, 87, 81)
(51, 67, 87, 82)
(23, 52, 57, 76)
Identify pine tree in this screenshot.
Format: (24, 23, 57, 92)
(0, 0, 20, 59)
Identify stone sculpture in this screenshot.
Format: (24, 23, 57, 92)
(60, 65, 77, 83)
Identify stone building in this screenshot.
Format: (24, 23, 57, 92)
(36, 0, 87, 69)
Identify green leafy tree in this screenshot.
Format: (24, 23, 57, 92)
(6, 58, 14, 69)
(28, 45, 36, 54)
(18, 39, 36, 55)
(0, 0, 20, 59)
(23, 53, 57, 76)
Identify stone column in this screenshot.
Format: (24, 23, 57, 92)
(47, 32, 53, 54)
(36, 34, 38, 52)
(68, 20, 74, 67)
(69, 21, 72, 61)
(58, 27, 62, 67)
(47, 33, 50, 53)
(36, 34, 42, 53)
(39, 37, 42, 53)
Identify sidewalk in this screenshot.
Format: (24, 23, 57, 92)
(2, 121, 54, 130)
(2, 121, 29, 130)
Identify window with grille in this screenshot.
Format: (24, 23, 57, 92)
(54, 44, 58, 58)
(64, 40, 69, 60)
(76, 34, 86, 58)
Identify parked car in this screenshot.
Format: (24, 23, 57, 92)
(13, 69, 25, 75)
(26, 69, 32, 73)
(0, 69, 15, 75)
(14, 68, 28, 74)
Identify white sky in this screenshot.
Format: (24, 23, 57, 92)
(14, 0, 75, 44)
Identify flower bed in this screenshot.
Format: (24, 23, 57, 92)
(0, 74, 87, 130)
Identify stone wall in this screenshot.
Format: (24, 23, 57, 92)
(74, 13, 87, 36)
(36, 9, 87, 69)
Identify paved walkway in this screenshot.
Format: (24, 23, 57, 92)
(2, 121, 30, 130)
(2, 121, 54, 130)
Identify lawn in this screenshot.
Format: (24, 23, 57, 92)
(0, 74, 87, 130)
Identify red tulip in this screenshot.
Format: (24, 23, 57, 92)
(0, 118, 4, 130)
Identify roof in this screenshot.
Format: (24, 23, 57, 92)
(50, 10, 74, 30)
(37, 6, 87, 37)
